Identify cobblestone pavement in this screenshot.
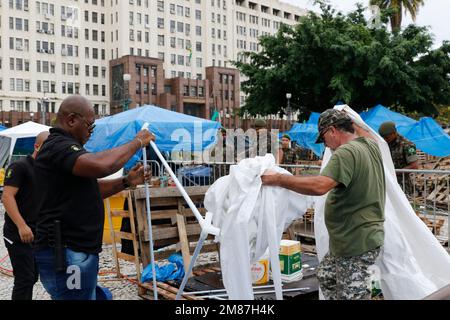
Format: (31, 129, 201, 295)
(0, 204, 219, 300)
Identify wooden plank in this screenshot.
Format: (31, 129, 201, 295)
(154, 243, 218, 261)
(127, 191, 142, 283)
(177, 199, 192, 274)
(135, 198, 151, 267)
(139, 282, 180, 300)
(105, 198, 121, 277)
(156, 282, 202, 300)
(141, 223, 202, 241)
(113, 231, 135, 241)
(110, 210, 130, 218)
(133, 186, 209, 200)
(117, 251, 137, 263)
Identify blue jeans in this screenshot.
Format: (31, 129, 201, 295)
(34, 247, 99, 300)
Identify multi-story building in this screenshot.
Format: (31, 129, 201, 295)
(0, 0, 307, 127)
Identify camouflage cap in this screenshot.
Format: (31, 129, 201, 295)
(378, 121, 397, 137)
(282, 134, 291, 140)
(254, 119, 267, 128)
(315, 109, 352, 143)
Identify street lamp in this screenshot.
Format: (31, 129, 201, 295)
(121, 73, 132, 112)
(30, 112, 34, 122)
(38, 92, 50, 125)
(286, 93, 292, 125)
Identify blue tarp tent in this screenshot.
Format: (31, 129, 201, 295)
(360, 104, 417, 135)
(307, 112, 320, 125)
(284, 105, 450, 158)
(401, 117, 450, 157)
(85, 105, 221, 169)
(360, 104, 450, 157)
(284, 112, 324, 157)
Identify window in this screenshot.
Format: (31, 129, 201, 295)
(177, 22, 184, 33)
(196, 57, 202, 68)
(157, 17, 164, 29)
(177, 5, 183, 16)
(157, 35, 164, 46)
(135, 82, 141, 94)
(195, 10, 201, 20)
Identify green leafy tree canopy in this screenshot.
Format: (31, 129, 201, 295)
(234, 1, 450, 119)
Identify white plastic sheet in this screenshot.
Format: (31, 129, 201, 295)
(204, 154, 313, 300)
(314, 105, 450, 300)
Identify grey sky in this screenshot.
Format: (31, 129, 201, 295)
(281, 0, 450, 48)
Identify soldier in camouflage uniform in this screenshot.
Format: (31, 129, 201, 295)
(262, 109, 385, 300)
(280, 134, 298, 174)
(378, 121, 419, 195)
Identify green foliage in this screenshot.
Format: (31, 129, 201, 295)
(234, 1, 450, 118)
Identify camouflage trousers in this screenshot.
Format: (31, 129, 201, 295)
(316, 247, 381, 300)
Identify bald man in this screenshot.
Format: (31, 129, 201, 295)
(2, 131, 49, 300)
(33, 95, 154, 300)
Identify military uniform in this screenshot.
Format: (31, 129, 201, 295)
(317, 248, 380, 300)
(281, 147, 298, 174)
(388, 134, 418, 195)
(281, 147, 298, 165)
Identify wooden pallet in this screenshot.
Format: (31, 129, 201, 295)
(132, 186, 220, 299)
(138, 267, 221, 300)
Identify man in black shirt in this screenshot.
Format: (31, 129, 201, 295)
(2, 131, 49, 300)
(34, 95, 154, 300)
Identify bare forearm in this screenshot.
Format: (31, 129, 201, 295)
(1, 194, 27, 228)
(98, 178, 126, 199)
(74, 139, 142, 178)
(276, 175, 332, 196)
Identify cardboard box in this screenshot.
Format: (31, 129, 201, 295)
(279, 240, 301, 255)
(279, 240, 302, 275)
(279, 252, 302, 275)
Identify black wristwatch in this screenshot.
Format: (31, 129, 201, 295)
(122, 177, 131, 189)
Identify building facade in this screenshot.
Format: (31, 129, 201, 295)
(0, 0, 306, 127)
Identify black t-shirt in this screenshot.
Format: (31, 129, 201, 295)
(3, 155, 38, 241)
(34, 127, 104, 254)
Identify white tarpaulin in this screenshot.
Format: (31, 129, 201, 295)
(314, 105, 450, 300)
(204, 154, 313, 300)
(0, 121, 51, 166)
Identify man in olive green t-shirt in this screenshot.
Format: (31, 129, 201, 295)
(262, 109, 385, 300)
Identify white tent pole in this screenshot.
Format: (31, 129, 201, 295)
(145, 129, 220, 300)
(149, 140, 219, 236)
(141, 123, 158, 300)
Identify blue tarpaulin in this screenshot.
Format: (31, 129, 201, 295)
(360, 104, 418, 135)
(284, 113, 325, 157)
(0, 125, 6, 131)
(85, 105, 221, 169)
(360, 105, 450, 157)
(401, 117, 450, 158)
(284, 105, 450, 158)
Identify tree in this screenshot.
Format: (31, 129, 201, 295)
(234, 2, 450, 118)
(370, 0, 424, 32)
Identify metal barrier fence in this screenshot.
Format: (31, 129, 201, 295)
(161, 161, 449, 251)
